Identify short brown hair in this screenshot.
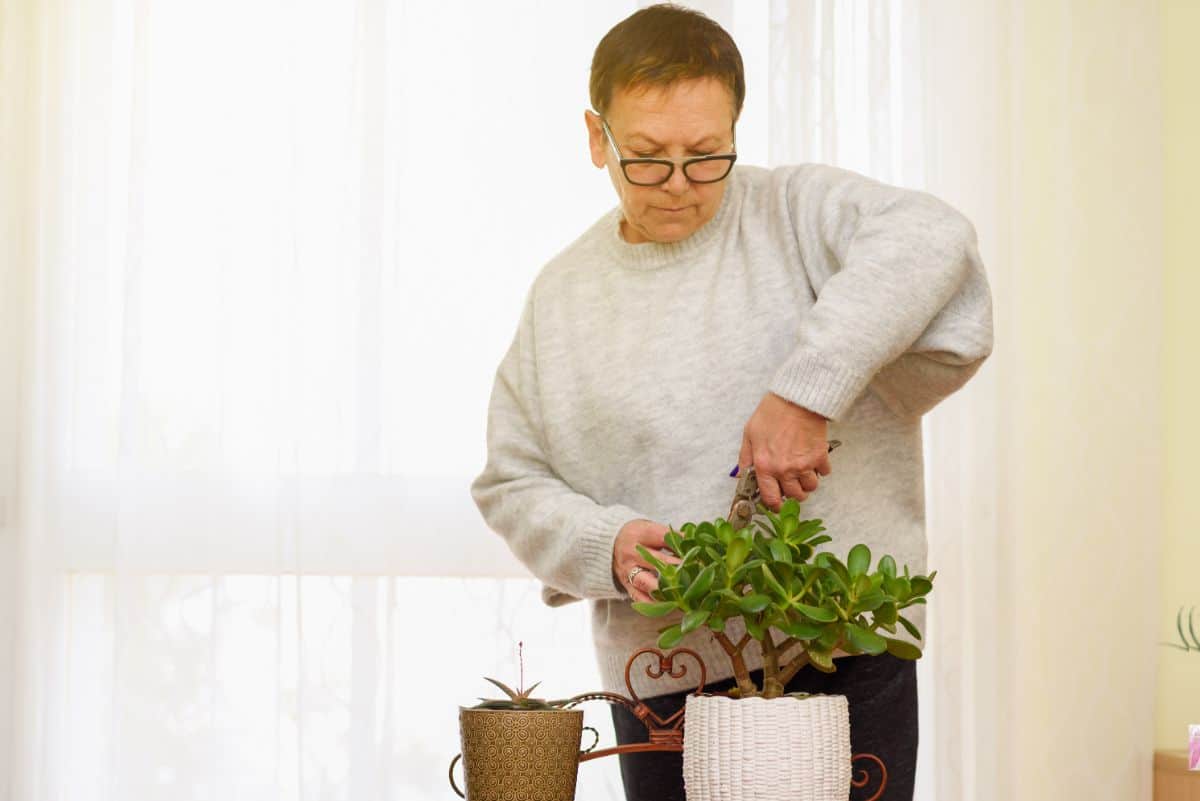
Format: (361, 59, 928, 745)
(589, 4, 745, 121)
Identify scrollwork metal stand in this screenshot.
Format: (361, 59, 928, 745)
(565, 647, 888, 801)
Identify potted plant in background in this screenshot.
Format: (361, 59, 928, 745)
(633, 498, 934, 801)
(448, 644, 597, 801)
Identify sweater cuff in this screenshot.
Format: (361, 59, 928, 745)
(769, 348, 871, 422)
(578, 504, 642, 601)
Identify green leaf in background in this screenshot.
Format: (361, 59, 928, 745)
(794, 602, 837, 623)
(658, 624, 685, 649)
(717, 521, 735, 545)
(665, 530, 684, 557)
(885, 637, 922, 660)
(845, 623, 888, 655)
(739, 594, 771, 614)
(807, 534, 832, 548)
(632, 601, 677, 618)
(681, 609, 711, 634)
(911, 576, 933, 596)
(768, 539, 793, 564)
(878, 554, 897, 580)
(847, 543, 871, 578)
(780, 498, 801, 518)
(745, 615, 766, 640)
(875, 602, 898, 626)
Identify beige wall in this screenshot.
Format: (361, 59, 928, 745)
(1158, 0, 1200, 752)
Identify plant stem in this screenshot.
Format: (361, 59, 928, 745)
(714, 631, 759, 698)
(761, 633, 784, 699)
(775, 650, 812, 687)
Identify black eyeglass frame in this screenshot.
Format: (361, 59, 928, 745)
(599, 118, 737, 187)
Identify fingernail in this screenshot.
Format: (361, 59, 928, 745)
(730, 465, 739, 477)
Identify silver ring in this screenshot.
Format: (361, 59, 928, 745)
(626, 566, 646, 587)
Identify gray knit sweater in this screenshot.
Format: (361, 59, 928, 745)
(471, 163, 994, 697)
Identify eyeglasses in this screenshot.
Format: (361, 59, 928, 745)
(600, 118, 737, 187)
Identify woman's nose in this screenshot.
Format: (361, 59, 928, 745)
(663, 164, 691, 195)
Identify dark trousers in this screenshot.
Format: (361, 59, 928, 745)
(610, 653, 918, 801)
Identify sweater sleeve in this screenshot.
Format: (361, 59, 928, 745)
(470, 291, 644, 606)
(769, 165, 994, 422)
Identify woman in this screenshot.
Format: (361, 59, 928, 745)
(471, 5, 994, 800)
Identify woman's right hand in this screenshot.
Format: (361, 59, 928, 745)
(612, 518, 677, 603)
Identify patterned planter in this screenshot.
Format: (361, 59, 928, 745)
(450, 707, 593, 801)
(683, 694, 852, 801)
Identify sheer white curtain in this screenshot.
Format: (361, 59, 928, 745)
(6, 1, 1161, 801)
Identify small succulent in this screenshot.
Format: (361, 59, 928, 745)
(471, 676, 563, 710)
(470, 641, 566, 710)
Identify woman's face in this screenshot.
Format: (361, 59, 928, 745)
(587, 77, 736, 245)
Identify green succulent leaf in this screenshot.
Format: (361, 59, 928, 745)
(845, 623, 888, 655)
(681, 609, 711, 634)
(911, 576, 933, 596)
(658, 624, 685, 650)
(635, 544, 669, 573)
(884, 637, 922, 660)
(739, 594, 771, 614)
(725, 538, 752, 574)
(807, 535, 833, 548)
(807, 647, 835, 673)
(794, 602, 837, 623)
(665, 530, 684, 557)
(761, 564, 788, 599)
(682, 564, 717, 605)
(878, 554, 897, 580)
(781, 620, 823, 640)
(898, 615, 923, 641)
(779, 498, 802, 518)
(768, 539, 793, 564)
(631, 601, 677, 618)
(847, 544, 871, 578)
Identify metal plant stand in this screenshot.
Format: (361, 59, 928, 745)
(565, 647, 888, 801)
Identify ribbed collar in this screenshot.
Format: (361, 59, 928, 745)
(602, 168, 742, 270)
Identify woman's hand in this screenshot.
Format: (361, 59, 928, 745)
(612, 518, 678, 603)
(738, 392, 833, 511)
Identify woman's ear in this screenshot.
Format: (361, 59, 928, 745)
(584, 110, 607, 169)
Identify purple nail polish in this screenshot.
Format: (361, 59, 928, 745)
(730, 465, 740, 477)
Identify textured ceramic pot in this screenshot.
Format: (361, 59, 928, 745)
(682, 694, 852, 801)
(449, 707, 589, 801)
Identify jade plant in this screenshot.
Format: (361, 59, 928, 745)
(632, 499, 934, 699)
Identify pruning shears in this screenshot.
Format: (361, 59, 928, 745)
(727, 440, 842, 530)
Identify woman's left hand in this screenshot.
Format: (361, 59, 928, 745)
(738, 393, 833, 511)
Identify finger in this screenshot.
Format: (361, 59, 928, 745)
(737, 435, 753, 473)
(816, 450, 833, 476)
(797, 469, 820, 493)
(638, 523, 670, 549)
(779, 475, 810, 503)
(630, 568, 658, 603)
(757, 471, 783, 512)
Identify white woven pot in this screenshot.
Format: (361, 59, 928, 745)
(682, 694, 851, 801)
